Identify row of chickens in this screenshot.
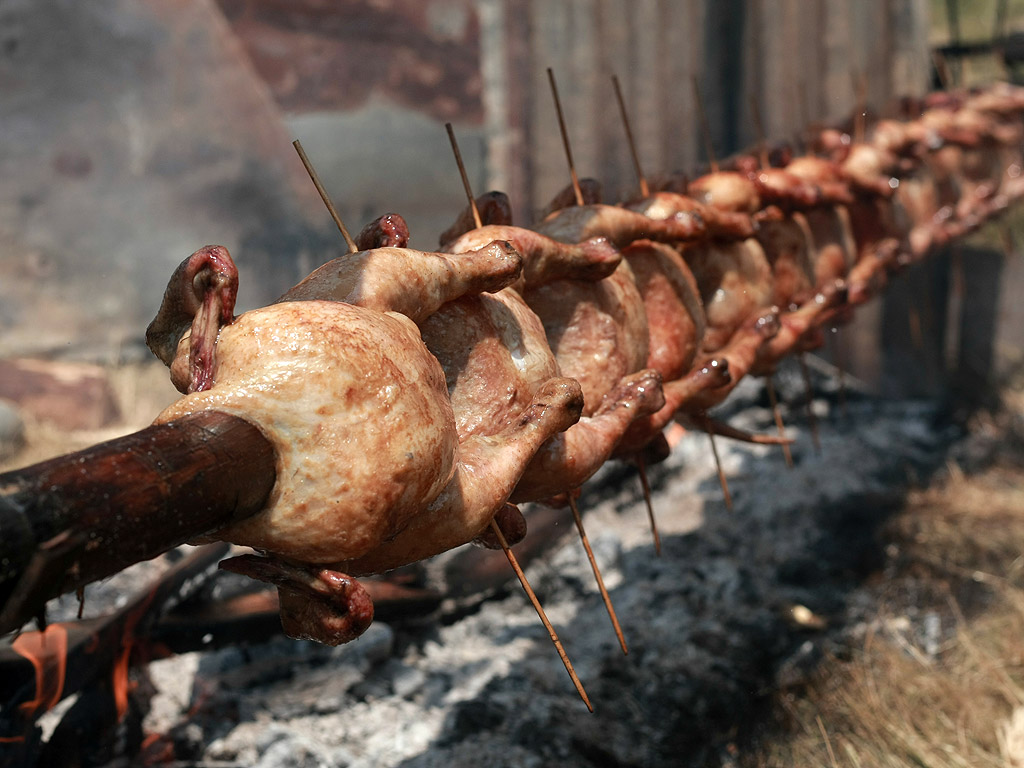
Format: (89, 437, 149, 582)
(144, 82, 1024, 648)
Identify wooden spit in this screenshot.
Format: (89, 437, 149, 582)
(0, 411, 277, 634)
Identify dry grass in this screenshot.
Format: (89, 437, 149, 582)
(750, 464, 1024, 768)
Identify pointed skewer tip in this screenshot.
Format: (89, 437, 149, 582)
(567, 495, 628, 655)
(489, 519, 593, 711)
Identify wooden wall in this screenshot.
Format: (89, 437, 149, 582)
(478, 0, 930, 223)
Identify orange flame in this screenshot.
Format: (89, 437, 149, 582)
(11, 623, 69, 718)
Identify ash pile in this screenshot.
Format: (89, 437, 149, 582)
(17, 372, 978, 768)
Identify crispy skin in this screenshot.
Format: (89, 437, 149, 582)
(681, 238, 773, 353)
(688, 171, 762, 214)
(281, 241, 523, 324)
(626, 191, 755, 240)
(420, 290, 559, 439)
(756, 213, 817, 309)
(623, 239, 706, 382)
(523, 260, 650, 416)
(340, 377, 584, 575)
(536, 203, 706, 247)
(539, 177, 603, 218)
(803, 206, 857, 288)
(422, 284, 664, 505)
(446, 224, 621, 288)
(156, 301, 458, 564)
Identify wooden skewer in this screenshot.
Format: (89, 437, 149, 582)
(488, 519, 593, 711)
(801, 76, 849, 418)
(749, 94, 770, 171)
(293, 139, 358, 254)
(444, 119, 621, 653)
(765, 377, 794, 468)
(449, 90, 614, 667)
(635, 455, 662, 556)
(1001, 224, 1017, 260)
(796, 80, 813, 156)
(567, 496, 628, 655)
(547, 68, 585, 207)
(951, 244, 965, 302)
(798, 355, 822, 454)
(828, 329, 849, 420)
(944, 0, 962, 87)
(609, 74, 666, 556)
(692, 77, 719, 174)
(830, 327, 849, 419)
(994, 0, 1009, 41)
(931, 50, 953, 92)
(446, 123, 483, 229)
(707, 429, 733, 510)
(851, 71, 867, 146)
(611, 74, 649, 198)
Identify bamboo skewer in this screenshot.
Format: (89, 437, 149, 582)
(446, 123, 483, 229)
(612, 74, 650, 198)
(749, 92, 797, 467)
(489, 520, 593, 711)
(798, 355, 822, 454)
(446, 119, 624, 659)
(635, 456, 662, 556)
(293, 139, 359, 254)
(749, 94, 770, 171)
(765, 377, 794, 468)
(611, 73, 667, 553)
(707, 430, 733, 511)
(692, 77, 719, 173)
(944, 0, 963, 86)
(829, 331, 849, 420)
(797, 80, 813, 155)
(547, 68, 585, 206)
(691, 78, 734, 504)
(568, 496, 628, 655)
(852, 70, 868, 146)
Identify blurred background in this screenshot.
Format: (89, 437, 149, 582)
(0, 0, 1022, 457)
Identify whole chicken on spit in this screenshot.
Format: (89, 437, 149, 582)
(147, 242, 586, 644)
